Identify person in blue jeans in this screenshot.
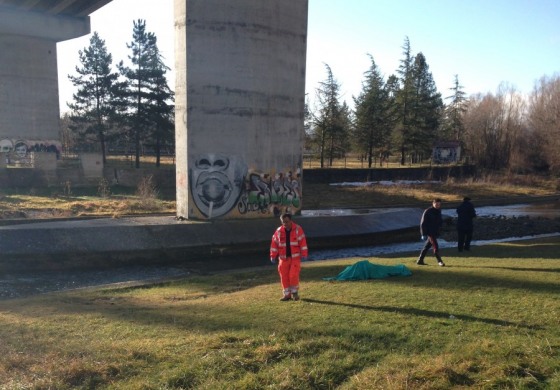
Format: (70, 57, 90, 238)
(456, 196, 477, 252)
(417, 198, 445, 266)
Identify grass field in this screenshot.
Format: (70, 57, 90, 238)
(1, 236, 559, 389)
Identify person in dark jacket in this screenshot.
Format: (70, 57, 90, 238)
(417, 198, 445, 266)
(456, 196, 477, 252)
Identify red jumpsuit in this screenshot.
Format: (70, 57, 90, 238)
(270, 222, 308, 297)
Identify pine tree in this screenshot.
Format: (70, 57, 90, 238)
(67, 32, 119, 163)
(353, 55, 392, 167)
(394, 36, 415, 165)
(444, 74, 467, 142)
(409, 52, 443, 161)
(145, 45, 174, 167)
(118, 19, 173, 168)
(310, 64, 350, 167)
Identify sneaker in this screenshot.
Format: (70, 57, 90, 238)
(416, 260, 426, 265)
(292, 292, 300, 301)
(279, 295, 292, 301)
(438, 261, 445, 267)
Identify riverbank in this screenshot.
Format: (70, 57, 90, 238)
(440, 214, 560, 242)
(1, 210, 559, 301)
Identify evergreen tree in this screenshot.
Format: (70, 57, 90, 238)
(408, 52, 444, 161)
(444, 74, 467, 142)
(310, 64, 350, 167)
(394, 36, 415, 165)
(67, 32, 119, 163)
(118, 19, 173, 168)
(353, 55, 392, 167)
(145, 44, 174, 167)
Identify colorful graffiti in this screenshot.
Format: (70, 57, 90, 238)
(188, 153, 302, 219)
(237, 170, 301, 217)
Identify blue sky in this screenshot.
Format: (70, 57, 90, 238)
(57, 0, 560, 112)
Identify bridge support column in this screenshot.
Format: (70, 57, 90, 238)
(0, 6, 90, 155)
(174, 0, 308, 220)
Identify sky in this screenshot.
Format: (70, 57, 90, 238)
(56, 0, 560, 113)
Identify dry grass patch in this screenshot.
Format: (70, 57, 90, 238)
(304, 173, 558, 209)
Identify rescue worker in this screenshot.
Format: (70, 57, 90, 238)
(270, 213, 309, 301)
(417, 198, 446, 266)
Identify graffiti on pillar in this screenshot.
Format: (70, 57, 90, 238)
(1, 138, 61, 165)
(188, 153, 303, 219)
(237, 168, 302, 217)
(189, 153, 248, 219)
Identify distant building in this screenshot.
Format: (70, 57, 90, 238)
(433, 141, 461, 164)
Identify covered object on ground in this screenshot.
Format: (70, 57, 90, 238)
(324, 260, 412, 281)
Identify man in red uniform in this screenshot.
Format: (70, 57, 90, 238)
(270, 213, 309, 301)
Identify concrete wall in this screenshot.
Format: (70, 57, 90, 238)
(0, 166, 176, 189)
(175, 0, 308, 220)
(0, 166, 476, 190)
(303, 166, 478, 184)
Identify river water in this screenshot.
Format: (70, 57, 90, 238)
(305, 202, 560, 261)
(443, 201, 560, 218)
(302, 201, 560, 219)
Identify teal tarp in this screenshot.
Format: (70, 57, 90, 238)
(323, 260, 412, 281)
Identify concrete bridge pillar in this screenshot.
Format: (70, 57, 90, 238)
(0, 6, 90, 156)
(174, 0, 308, 220)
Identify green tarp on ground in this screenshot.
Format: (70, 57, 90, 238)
(323, 260, 412, 281)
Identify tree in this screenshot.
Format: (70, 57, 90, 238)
(59, 113, 76, 157)
(353, 54, 392, 167)
(463, 84, 524, 170)
(526, 75, 560, 172)
(144, 44, 174, 167)
(67, 31, 120, 163)
(309, 64, 351, 167)
(394, 36, 415, 165)
(118, 19, 174, 168)
(443, 75, 467, 142)
(408, 52, 443, 161)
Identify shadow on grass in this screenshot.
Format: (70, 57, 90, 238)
(452, 265, 560, 273)
(304, 263, 560, 295)
(368, 237, 560, 261)
(301, 298, 541, 330)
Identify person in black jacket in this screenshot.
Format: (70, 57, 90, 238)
(456, 196, 477, 252)
(417, 198, 445, 266)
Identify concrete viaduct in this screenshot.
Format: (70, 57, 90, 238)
(0, 0, 309, 220)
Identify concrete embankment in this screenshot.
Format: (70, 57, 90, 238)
(0, 208, 422, 272)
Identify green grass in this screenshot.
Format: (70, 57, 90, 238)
(1, 236, 559, 389)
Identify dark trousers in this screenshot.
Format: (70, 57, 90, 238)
(418, 236, 443, 262)
(457, 229, 473, 251)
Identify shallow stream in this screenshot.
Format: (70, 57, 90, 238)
(302, 201, 560, 219)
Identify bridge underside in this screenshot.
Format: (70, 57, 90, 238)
(0, 0, 112, 18)
(0, 0, 113, 147)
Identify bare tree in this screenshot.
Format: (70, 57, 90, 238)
(527, 75, 560, 172)
(463, 84, 525, 170)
